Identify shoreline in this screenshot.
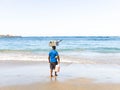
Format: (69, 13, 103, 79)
(0, 60, 120, 90)
(0, 51, 120, 65)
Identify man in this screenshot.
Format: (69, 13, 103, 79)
(48, 46, 60, 77)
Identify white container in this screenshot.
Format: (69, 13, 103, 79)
(55, 64, 60, 72)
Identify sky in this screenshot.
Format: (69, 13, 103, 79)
(0, 0, 120, 36)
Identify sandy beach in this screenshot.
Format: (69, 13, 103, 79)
(1, 78, 120, 90)
(0, 60, 120, 90)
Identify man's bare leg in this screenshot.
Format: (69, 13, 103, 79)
(50, 69, 53, 77)
(55, 71, 58, 76)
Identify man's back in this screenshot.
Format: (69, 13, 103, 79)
(49, 50, 58, 63)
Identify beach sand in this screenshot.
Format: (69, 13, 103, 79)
(0, 60, 120, 90)
(1, 78, 120, 90)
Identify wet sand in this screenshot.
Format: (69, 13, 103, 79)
(0, 60, 120, 90)
(1, 78, 120, 90)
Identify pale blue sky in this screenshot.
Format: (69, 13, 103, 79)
(0, 0, 120, 36)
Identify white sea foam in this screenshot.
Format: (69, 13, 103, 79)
(0, 52, 47, 61)
(0, 51, 120, 65)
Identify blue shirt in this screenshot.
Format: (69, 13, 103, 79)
(49, 50, 58, 62)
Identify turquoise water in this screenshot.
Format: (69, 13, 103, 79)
(0, 36, 120, 53)
(0, 36, 120, 62)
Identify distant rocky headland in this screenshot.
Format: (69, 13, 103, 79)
(0, 34, 22, 38)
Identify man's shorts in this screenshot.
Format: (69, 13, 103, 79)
(50, 62, 58, 70)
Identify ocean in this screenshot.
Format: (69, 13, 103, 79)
(0, 36, 120, 63)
